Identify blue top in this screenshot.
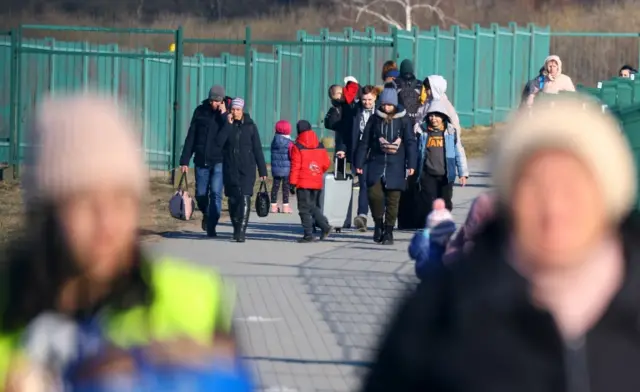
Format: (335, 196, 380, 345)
(270, 134, 292, 177)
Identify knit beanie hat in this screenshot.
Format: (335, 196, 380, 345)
(231, 98, 245, 109)
(379, 83, 398, 107)
(23, 92, 147, 208)
(296, 120, 313, 134)
(491, 95, 637, 223)
(275, 120, 292, 135)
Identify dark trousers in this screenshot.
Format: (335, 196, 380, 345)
(419, 173, 454, 213)
(271, 176, 290, 204)
(368, 180, 401, 227)
(297, 188, 330, 236)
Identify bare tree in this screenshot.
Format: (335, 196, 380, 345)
(340, 0, 464, 30)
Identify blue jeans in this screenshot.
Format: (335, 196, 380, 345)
(195, 163, 223, 230)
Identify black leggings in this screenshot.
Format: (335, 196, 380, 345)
(271, 176, 290, 204)
(419, 173, 453, 214)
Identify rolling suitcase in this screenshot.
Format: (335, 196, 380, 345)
(320, 157, 353, 232)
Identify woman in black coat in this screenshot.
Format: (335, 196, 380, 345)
(362, 96, 640, 392)
(355, 83, 416, 245)
(216, 98, 267, 243)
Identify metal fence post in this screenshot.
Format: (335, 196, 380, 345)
(244, 26, 252, 112)
(171, 25, 184, 175)
(9, 27, 22, 179)
(391, 26, 399, 61)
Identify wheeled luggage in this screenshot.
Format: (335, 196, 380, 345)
(320, 157, 353, 232)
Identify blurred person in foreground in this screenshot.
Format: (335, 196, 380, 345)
(362, 94, 640, 391)
(0, 92, 248, 391)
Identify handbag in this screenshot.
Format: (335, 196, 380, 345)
(169, 173, 195, 220)
(254, 180, 270, 218)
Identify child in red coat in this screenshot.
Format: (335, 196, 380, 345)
(289, 120, 332, 243)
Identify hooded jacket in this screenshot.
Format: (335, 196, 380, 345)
(415, 75, 461, 134)
(416, 100, 469, 184)
(541, 55, 576, 94)
(289, 130, 330, 190)
(179, 100, 227, 167)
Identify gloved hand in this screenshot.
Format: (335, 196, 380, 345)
(290, 185, 296, 195)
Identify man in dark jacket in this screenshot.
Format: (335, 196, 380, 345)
(216, 98, 268, 243)
(179, 85, 229, 237)
(335, 85, 378, 232)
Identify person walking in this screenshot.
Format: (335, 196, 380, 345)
(355, 83, 417, 245)
(526, 55, 575, 105)
(216, 98, 268, 243)
(362, 95, 640, 392)
(0, 92, 240, 389)
(414, 101, 468, 217)
(395, 59, 423, 124)
(270, 120, 294, 214)
(335, 85, 378, 231)
(179, 85, 229, 237)
(289, 120, 332, 243)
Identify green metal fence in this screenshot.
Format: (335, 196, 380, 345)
(1, 23, 552, 177)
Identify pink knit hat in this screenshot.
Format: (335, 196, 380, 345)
(274, 120, 291, 135)
(23, 92, 147, 208)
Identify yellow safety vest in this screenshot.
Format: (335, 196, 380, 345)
(0, 257, 234, 390)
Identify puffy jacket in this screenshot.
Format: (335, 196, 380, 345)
(179, 100, 227, 167)
(270, 134, 293, 178)
(289, 130, 330, 190)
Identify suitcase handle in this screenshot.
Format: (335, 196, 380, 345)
(334, 156, 347, 181)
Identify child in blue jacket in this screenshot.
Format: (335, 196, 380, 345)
(409, 199, 457, 280)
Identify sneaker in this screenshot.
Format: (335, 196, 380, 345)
(297, 236, 316, 243)
(270, 203, 279, 214)
(354, 216, 367, 232)
(320, 227, 332, 240)
(282, 204, 293, 214)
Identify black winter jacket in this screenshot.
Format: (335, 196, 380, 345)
(362, 212, 640, 392)
(216, 114, 268, 197)
(324, 101, 357, 161)
(179, 100, 227, 167)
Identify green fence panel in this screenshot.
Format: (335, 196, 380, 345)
(416, 28, 437, 79)
(279, 43, 302, 131)
(0, 34, 10, 165)
(395, 28, 415, 64)
(455, 27, 476, 127)
(252, 49, 278, 162)
(474, 25, 494, 126)
(512, 23, 533, 106)
(494, 24, 514, 123)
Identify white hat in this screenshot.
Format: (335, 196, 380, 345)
(492, 95, 636, 222)
(344, 76, 358, 85)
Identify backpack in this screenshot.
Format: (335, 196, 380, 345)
(397, 79, 422, 123)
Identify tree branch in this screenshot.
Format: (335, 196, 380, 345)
(350, 3, 403, 29)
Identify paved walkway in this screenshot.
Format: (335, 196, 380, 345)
(149, 160, 490, 392)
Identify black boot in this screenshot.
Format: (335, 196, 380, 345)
(237, 196, 252, 243)
(373, 218, 384, 243)
(382, 226, 394, 245)
(231, 219, 241, 241)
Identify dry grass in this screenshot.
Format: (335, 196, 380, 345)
(461, 126, 494, 158)
(0, 175, 209, 245)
